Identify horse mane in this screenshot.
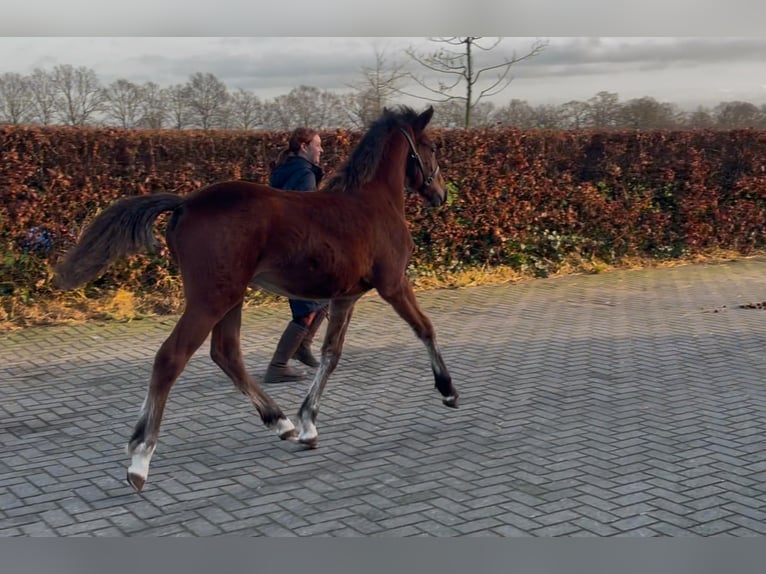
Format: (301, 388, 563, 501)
(321, 106, 421, 194)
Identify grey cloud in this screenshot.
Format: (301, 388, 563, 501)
(386, 37, 766, 84)
(116, 38, 392, 90)
(514, 37, 766, 78)
(4, 36, 764, 107)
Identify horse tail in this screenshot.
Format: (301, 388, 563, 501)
(54, 193, 185, 290)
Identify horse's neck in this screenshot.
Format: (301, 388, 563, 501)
(370, 133, 408, 212)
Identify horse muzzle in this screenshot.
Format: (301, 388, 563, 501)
(428, 186, 447, 207)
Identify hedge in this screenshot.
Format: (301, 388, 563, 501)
(2, 125, 766, 303)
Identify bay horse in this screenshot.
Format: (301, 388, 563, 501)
(54, 105, 459, 492)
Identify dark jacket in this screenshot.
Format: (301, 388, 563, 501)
(269, 155, 324, 192)
(269, 155, 327, 318)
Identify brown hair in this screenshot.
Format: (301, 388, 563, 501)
(273, 127, 319, 167)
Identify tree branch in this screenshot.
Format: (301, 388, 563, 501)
(405, 37, 548, 127)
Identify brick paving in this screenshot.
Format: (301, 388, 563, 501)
(2, 258, 766, 536)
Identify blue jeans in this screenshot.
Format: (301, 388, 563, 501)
(288, 299, 327, 321)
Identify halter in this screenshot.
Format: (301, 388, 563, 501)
(399, 127, 440, 193)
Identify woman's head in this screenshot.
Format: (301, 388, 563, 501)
(279, 127, 323, 166)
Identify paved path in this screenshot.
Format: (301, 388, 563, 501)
(2, 259, 766, 536)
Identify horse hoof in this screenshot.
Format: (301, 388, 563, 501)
(280, 428, 298, 442)
(442, 395, 459, 408)
(275, 417, 297, 441)
(299, 436, 319, 449)
(127, 472, 146, 493)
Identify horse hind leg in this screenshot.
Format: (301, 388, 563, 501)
(209, 301, 296, 441)
(297, 297, 358, 447)
(378, 279, 459, 408)
(126, 394, 156, 492)
(126, 308, 223, 492)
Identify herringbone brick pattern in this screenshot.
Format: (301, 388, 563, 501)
(2, 259, 766, 536)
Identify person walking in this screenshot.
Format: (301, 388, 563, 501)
(263, 127, 329, 384)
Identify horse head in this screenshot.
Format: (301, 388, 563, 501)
(400, 106, 447, 208)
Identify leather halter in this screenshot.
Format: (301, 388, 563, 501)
(399, 127, 440, 193)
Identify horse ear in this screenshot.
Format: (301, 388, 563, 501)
(414, 106, 434, 132)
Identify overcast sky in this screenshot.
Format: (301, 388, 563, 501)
(1, 36, 765, 109)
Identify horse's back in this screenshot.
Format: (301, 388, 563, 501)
(185, 180, 276, 212)
(172, 180, 286, 240)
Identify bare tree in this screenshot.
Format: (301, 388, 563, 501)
(714, 101, 764, 129)
(265, 85, 345, 130)
(0, 72, 34, 124)
(470, 101, 497, 127)
(216, 104, 235, 129)
(493, 98, 536, 128)
(684, 106, 715, 129)
(27, 68, 59, 125)
(560, 100, 590, 129)
(261, 97, 287, 130)
(430, 99, 496, 128)
(137, 82, 167, 129)
(345, 49, 407, 129)
(186, 72, 229, 129)
(337, 92, 367, 129)
(586, 91, 620, 128)
(315, 90, 346, 128)
(50, 64, 105, 126)
(102, 78, 143, 128)
(229, 88, 262, 129)
(15, 58, 766, 132)
(531, 104, 563, 129)
(404, 37, 548, 128)
(618, 96, 682, 129)
(166, 84, 192, 129)
(430, 99, 468, 128)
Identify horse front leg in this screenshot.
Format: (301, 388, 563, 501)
(126, 309, 220, 492)
(210, 301, 296, 441)
(378, 277, 459, 408)
(297, 296, 359, 447)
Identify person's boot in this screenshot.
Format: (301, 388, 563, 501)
(293, 309, 327, 368)
(263, 321, 309, 384)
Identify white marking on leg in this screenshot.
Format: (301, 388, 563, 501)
(313, 356, 331, 388)
(274, 417, 296, 439)
(297, 342, 340, 446)
(427, 345, 444, 376)
(127, 442, 156, 481)
(136, 395, 149, 417)
(298, 420, 318, 444)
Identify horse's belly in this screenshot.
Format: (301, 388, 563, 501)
(251, 273, 367, 301)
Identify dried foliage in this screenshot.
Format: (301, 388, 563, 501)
(2, 125, 766, 328)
